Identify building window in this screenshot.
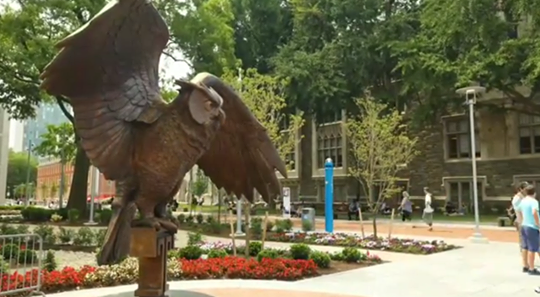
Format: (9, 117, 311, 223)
(447, 180, 483, 212)
(518, 114, 540, 154)
(317, 133, 343, 168)
(445, 117, 480, 159)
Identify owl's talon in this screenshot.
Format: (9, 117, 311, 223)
(132, 217, 161, 230)
(155, 218, 178, 233)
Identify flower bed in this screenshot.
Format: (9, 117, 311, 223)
(1, 256, 318, 295)
(265, 232, 456, 254)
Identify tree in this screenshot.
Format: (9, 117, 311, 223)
(7, 150, 37, 198)
(221, 68, 304, 169)
(393, 0, 540, 122)
(49, 182, 58, 199)
(14, 183, 35, 199)
(346, 97, 418, 237)
(40, 183, 49, 200)
(33, 123, 77, 206)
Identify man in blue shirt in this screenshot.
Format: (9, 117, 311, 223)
(516, 185, 540, 275)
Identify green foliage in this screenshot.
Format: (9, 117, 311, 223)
(178, 245, 203, 260)
(346, 98, 417, 217)
(58, 227, 75, 244)
(7, 150, 37, 198)
(94, 229, 107, 246)
(43, 250, 57, 272)
(67, 209, 80, 223)
(289, 243, 311, 260)
(256, 248, 279, 262)
(195, 213, 204, 224)
(1, 243, 20, 260)
(21, 207, 52, 222)
(33, 123, 76, 163)
(222, 69, 304, 168)
(192, 170, 209, 198)
(207, 248, 228, 259)
(73, 227, 94, 246)
(341, 247, 362, 263)
(17, 249, 37, 264)
(14, 183, 36, 199)
(177, 214, 186, 224)
(248, 241, 262, 256)
(301, 219, 313, 232)
(33, 225, 56, 245)
(274, 219, 293, 233)
(250, 217, 263, 236)
(0, 256, 9, 274)
(187, 232, 203, 246)
(309, 250, 331, 268)
(98, 209, 113, 224)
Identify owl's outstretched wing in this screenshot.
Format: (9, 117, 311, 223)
(40, 0, 168, 180)
(191, 73, 288, 202)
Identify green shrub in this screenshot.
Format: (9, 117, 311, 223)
(94, 229, 107, 246)
(21, 207, 53, 222)
(309, 250, 331, 268)
(0, 256, 9, 274)
(205, 216, 216, 224)
(256, 248, 279, 262)
(195, 213, 204, 224)
(178, 246, 203, 260)
(58, 227, 75, 244)
(342, 247, 362, 263)
(185, 215, 194, 224)
(1, 243, 19, 260)
(0, 223, 17, 235)
(250, 217, 263, 236)
(33, 225, 56, 245)
(275, 219, 293, 233)
(73, 227, 95, 246)
(248, 241, 262, 256)
(265, 221, 275, 232)
(67, 209, 80, 223)
(15, 224, 30, 234)
(177, 214, 186, 224)
(205, 221, 223, 234)
(43, 250, 57, 272)
(302, 220, 313, 231)
(207, 249, 228, 259)
(187, 232, 203, 246)
(290, 243, 311, 260)
(98, 209, 112, 224)
(17, 249, 37, 264)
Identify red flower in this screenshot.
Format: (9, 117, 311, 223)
(0, 257, 318, 295)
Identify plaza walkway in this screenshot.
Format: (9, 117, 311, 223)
(47, 227, 539, 297)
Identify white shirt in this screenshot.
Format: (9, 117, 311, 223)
(424, 193, 433, 213)
(512, 193, 523, 224)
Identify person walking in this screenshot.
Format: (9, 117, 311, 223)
(512, 181, 529, 271)
(516, 184, 540, 275)
(399, 191, 413, 222)
(423, 187, 434, 231)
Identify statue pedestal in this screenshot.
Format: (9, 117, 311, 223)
(130, 228, 175, 297)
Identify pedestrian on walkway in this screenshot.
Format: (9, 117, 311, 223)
(399, 191, 413, 222)
(515, 184, 540, 275)
(422, 187, 434, 231)
(511, 181, 528, 270)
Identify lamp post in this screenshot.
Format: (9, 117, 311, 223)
(456, 86, 488, 244)
(84, 165, 98, 225)
(24, 138, 34, 206)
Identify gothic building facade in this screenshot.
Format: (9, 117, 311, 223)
(280, 93, 540, 211)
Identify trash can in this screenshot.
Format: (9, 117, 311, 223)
(301, 208, 316, 231)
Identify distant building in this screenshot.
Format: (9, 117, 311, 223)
(0, 109, 10, 205)
(22, 102, 72, 154)
(8, 120, 24, 152)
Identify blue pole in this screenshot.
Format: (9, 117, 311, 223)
(325, 158, 334, 233)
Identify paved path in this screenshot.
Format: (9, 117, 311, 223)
(47, 239, 540, 297)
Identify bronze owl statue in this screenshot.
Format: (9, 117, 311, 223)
(40, 0, 287, 265)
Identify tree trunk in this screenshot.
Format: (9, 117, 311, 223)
(372, 214, 378, 238)
(66, 144, 90, 216)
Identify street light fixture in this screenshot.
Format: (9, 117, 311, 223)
(456, 86, 489, 244)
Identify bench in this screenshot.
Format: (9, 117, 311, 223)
(497, 216, 511, 227)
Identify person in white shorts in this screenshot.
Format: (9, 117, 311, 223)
(423, 187, 434, 231)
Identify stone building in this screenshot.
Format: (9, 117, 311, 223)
(280, 93, 540, 212)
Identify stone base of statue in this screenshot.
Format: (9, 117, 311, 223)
(130, 227, 175, 297)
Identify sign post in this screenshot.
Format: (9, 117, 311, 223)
(325, 158, 334, 233)
(282, 187, 291, 218)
